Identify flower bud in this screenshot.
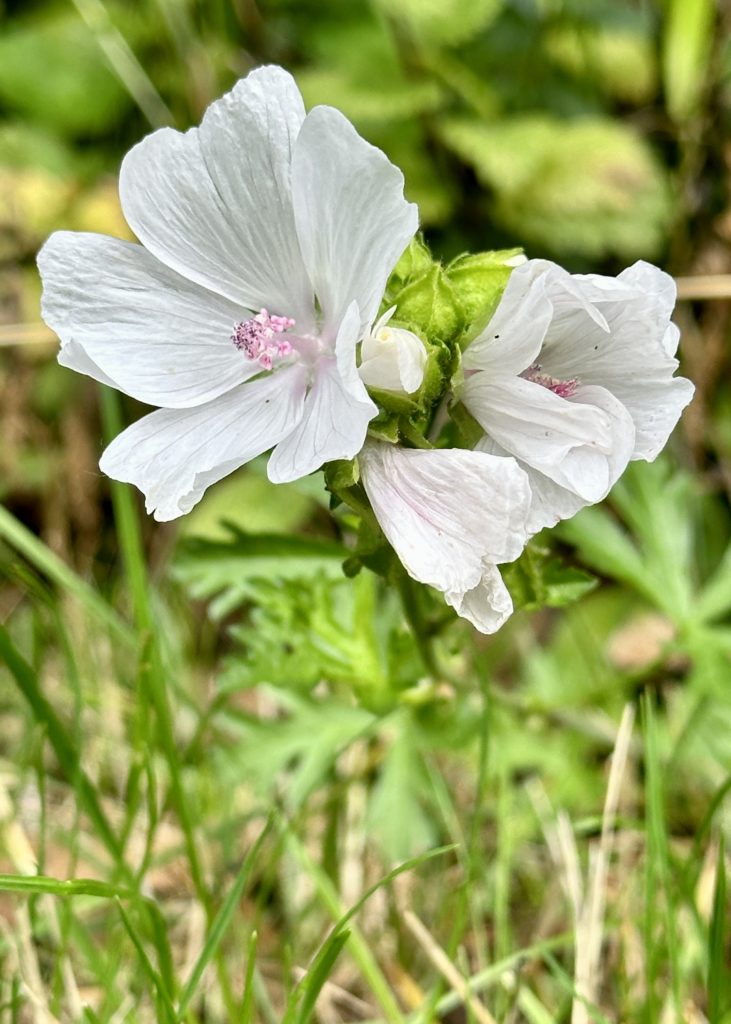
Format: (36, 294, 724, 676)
(358, 307, 427, 395)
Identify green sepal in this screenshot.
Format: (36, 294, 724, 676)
(398, 416, 434, 449)
(346, 504, 399, 581)
(324, 458, 360, 494)
(393, 263, 465, 348)
(449, 401, 484, 448)
(445, 248, 524, 345)
(384, 235, 434, 303)
(367, 384, 421, 418)
(367, 409, 401, 443)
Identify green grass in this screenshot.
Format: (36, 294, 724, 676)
(2, 465, 730, 1021)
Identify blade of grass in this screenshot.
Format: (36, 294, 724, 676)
(100, 388, 207, 901)
(0, 875, 131, 899)
(144, 901, 178, 1007)
(116, 899, 177, 1024)
(177, 822, 271, 1018)
(284, 828, 454, 1024)
(642, 693, 681, 1020)
(69, 0, 173, 127)
(0, 624, 125, 869)
(430, 933, 573, 1020)
(0, 505, 133, 647)
(100, 386, 237, 1017)
(287, 929, 351, 1024)
(543, 952, 612, 1024)
(240, 931, 259, 1024)
(337, 843, 456, 932)
(403, 909, 498, 1024)
(708, 836, 728, 1023)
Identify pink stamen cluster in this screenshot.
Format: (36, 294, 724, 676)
(232, 309, 295, 370)
(523, 363, 578, 399)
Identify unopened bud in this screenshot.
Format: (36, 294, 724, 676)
(358, 307, 427, 395)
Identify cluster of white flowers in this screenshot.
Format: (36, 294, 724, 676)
(38, 66, 694, 634)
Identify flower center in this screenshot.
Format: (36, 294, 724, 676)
(232, 309, 295, 370)
(522, 363, 578, 399)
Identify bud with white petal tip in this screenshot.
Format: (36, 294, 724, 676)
(358, 307, 428, 395)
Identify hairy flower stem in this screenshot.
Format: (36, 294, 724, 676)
(396, 572, 441, 678)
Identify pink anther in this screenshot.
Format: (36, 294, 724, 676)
(232, 309, 296, 369)
(522, 363, 578, 399)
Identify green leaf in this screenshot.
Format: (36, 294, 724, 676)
(546, 22, 657, 104)
(367, 712, 436, 860)
(696, 542, 731, 624)
(0, 123, 77, 176)
(439, 115, 671, 259)
(181, 470, 318, 541)
(376, 123, 457, 226)
(0, 11, 130, 137)
(297, 67, 443, 124)
(373, 0, 503, 46)
(503, 542, 598, 613)
(557, 508, 657, 605)
(559, 461, 696, 624)
(219, 690, 375, 810)
(296, 18, 444, 124)
(173, 525, 348, 618)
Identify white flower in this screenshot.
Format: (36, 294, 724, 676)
(37, 66, 418, 520)
(358, 307, 427, 395)
(459, 259, 694, 534)
(359, 442, 531, 634)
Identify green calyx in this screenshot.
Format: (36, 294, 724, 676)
(362, 236, 524, 450)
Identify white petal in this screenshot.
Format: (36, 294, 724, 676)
(39, 232, 261, 408)
(359, 443, 531, 598)
(445, 564, 514, 635)
(463, 374, 611, 480)
(477, 435, 593, 534)
(535, 267, 692, 461)
(119, 66, 313, 324)
(463, 264, 550, 374)
(395, 329, 427, 393)
(57, 341, 118, 389)
(100, 363, 308, 520)
(617, 259, 677, 322)
(613, 374, 694, 462)
(267, 303, 377, 482)
(476, 384, 636, 533)
(463, 375, 635, 504)
(358, 338, 404, 391)
(662, 322, 681, 357)
(291, 105, 418, 338)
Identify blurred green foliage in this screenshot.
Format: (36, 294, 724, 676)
(0, 0, 726, 266)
